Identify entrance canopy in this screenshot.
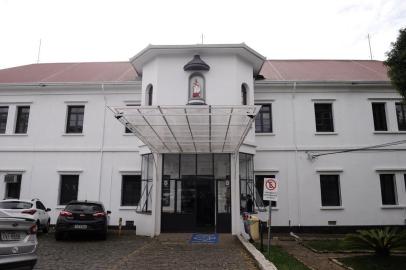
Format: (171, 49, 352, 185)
(110, 105, 260, 153)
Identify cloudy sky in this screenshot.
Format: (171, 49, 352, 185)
(0, 0, 405, 69)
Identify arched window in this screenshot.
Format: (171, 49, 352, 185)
(146, 85, 153, 106)
(241, 84, 248, 105)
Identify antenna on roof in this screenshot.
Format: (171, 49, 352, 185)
(36, 38, 42, 64)
(201, 33, 204, 44)
(367, 34, 373, 60)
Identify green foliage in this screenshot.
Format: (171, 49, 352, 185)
(344, 227, 406, 256)
(339, 255, 406, 270)
(385, 27, 406, 100)
(255, 244, 310, 270)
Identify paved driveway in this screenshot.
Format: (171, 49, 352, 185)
(34, 232, 150, 270)
(35, 232, 257, 270)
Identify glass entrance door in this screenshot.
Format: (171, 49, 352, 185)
(161, 154, 231, 233)
(196, 176, 215, 230)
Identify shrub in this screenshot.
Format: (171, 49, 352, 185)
(344, 227, 406, 256)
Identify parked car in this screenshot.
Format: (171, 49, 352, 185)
(55, 201, 111, 240)
(0, 209, 38, 270)
(0, 199, 51, 233)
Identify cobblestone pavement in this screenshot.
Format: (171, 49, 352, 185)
(34, 231, 150, 270)
(111, 234, 259, 270)
(34, 232, 258, 270)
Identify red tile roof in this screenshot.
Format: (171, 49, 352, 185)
(0, 60, 389, 84)
(260, 60, 389, 81)
(0, 62, 138, 83)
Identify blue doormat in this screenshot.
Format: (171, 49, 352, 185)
(189, 233, 219, 244)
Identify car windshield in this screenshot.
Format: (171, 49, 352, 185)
(0, 201, 33, 209)
(65, 203, 103, 213)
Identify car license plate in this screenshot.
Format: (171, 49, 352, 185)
(74, 224, 87, 229)
(1, 232, 23, 241)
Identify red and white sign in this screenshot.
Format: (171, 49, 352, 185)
(263, 178, 278, 201)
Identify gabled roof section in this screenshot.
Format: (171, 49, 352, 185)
(130, 43, 266, 76)
(260, 60, 389, 82)
(0, 62, 138, 84)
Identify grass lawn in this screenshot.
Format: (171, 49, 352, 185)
(305, 239, 406, 252)
(255, 244, 310, 270)
(338, 255, 406, 270)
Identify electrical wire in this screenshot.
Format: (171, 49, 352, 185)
(308, 139, 406, 159)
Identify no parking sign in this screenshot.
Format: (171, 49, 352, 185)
(263, 178, 278, 201)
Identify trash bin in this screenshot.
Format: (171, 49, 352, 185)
(248, 215, 260, 241)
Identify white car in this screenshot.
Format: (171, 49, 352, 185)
(0, 199, 51, 233)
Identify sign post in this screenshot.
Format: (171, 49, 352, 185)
(263, 178, 278, 258)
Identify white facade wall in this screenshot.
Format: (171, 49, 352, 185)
(254, 82, 406, 227)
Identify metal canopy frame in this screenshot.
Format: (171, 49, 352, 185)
(109, 105, 260, 154)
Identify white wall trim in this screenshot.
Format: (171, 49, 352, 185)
(64, 101, 88, 104)
(255, 169, 279, 173)
(119, 169, 141, 174)
(57, 169, 83, 174)
(0, 169, 26, 173)
(316, 168, 343, 173)
(375, 168, 406, 172)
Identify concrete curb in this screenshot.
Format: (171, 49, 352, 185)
(329, 258, 354, 270)
(237, 235, 278, 270)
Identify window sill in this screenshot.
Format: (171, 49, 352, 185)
(0, 133, 28, 136)
(119, 206, 138, 210)
(381, 205, 406, 209)
(374, 131, 406, 134)
(123, 133, 135, 136)
(62, 133, 84, 136)
(315, 132, 338, 135)
(255, 133, 275, 136)
(320, 206, 344, 210)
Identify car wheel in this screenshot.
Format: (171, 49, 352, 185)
(55, 231, 63, 241)
(43, 219, 50, 233)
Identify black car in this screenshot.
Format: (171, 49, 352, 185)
(55, 201, 111, 240)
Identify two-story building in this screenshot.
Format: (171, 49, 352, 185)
(0, 44, 405, 236)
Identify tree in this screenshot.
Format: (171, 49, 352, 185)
(385, 27, 406, 100)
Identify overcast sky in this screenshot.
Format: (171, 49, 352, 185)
(0, 0, 405, 69)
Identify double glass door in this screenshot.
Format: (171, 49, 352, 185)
(161, 154, 231, 233)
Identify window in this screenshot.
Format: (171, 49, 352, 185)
(15, 106, 30, 134)
(404, 174, 406, 191)
(4, 174, 22, 199)
(255, 175, 277, 207)
(396, 103, 406, 131)
(121, 175, 141, 206)
(314, 103, 334, 132)
(320, 175, 341, 206)
(59, 175, 79, 205)
(0, 106, 8, 134)
(241, 84, 248, 105)
(147, 85, 153, 106)
(66, 105, 84, 133)
(372, 103, 387, 131)
(255, 104, 272, 133)
(380, 174, 397, 205)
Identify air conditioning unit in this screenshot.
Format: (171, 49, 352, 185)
(4, 174, 19, 183)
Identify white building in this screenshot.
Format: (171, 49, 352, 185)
(0, 44, 405, 237)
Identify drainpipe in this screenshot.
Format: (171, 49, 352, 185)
(98, 83, 107, 201)
(291, 82, 301, 229)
